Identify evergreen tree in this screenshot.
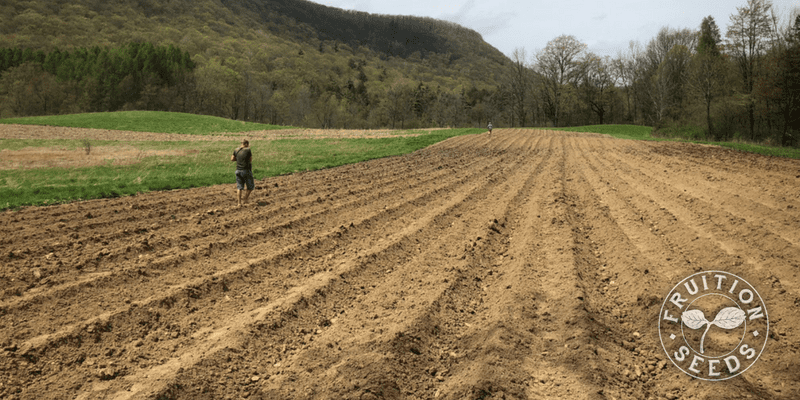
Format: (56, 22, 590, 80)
(692, 16, 726, 138)
(698, 16, 722, 56)
(0, 42, 195, 116)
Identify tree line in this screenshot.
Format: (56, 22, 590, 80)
(0, 43, 194, 116)
(501, 0, 799, 146)
(0, 40, 509, 130)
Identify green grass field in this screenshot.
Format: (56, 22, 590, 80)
(0, 111, 294, 135)
(548, 125, 800, 159)
(0, 112, 482, 209)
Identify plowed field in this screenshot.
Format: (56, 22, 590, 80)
(1, 129, 799, 400)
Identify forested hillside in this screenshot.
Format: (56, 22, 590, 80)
(1, 0, 798, 145)
(0, 44, 195, 115)
(0, 0, 510, 128)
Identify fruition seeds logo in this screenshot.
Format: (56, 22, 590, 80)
(659, 271, 768, 381)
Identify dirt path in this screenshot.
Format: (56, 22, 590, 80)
(1, 130, 799, 400)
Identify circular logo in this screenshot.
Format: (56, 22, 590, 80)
(658, 271, 769, 381)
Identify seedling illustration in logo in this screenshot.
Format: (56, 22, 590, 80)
(682, 307, 746, 354)
(659, 271, 768, 381)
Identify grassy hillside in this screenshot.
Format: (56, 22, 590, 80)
(0, 111, 294, 135)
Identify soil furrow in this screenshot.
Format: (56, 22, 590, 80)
(595, 139, 800, 248)
(240, 131, 551, 400)
(588, 138, 800, 297)
(1, 136, 506, 292)
(565, 136, 687, 399)
(2, 129, 798, 400)
(1, 137, 495, 297)
(568, 137, 692, 286)
(641, 141, 800, 203)
(1, 137, 519, 350)
(416, 132, 599, 400)
(6, 132, 535, 399)
(575, 136, 799, 399)
(0, 139, 496, 306)
(83, 130, 541, 399)
(508, 134, 605, 399)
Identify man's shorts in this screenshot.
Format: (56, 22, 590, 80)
(235, 169, 254, 190)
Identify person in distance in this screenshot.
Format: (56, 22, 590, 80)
(231, 139, 254, 207)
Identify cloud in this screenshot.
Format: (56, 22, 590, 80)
(437, 1, 515, 39)
(353, 0, 372, 12)
(476, 23, 504, 37)
(442, 0, 476, 25)
(593, 13, 608, 21)
(474, 12, 516, 38)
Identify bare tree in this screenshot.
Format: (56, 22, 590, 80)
(509, 47, 531, 127)
(781, 15, 800, 145)
(612, 42, 641, 123)
(386, 80, 413, 129)
(727, 0, 775, 139)
(758, 13, 800, 145)
(644, 27, 698, 71)
(642, 27, 697, 126)
(578, 53, 615, 124)
(536, 35, 586, 126)
(314, 93, 338, 128)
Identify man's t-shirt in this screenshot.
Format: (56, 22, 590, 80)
(234, 147, 252, 171)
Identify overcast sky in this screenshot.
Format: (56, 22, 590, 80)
(311, 0, 800, 58)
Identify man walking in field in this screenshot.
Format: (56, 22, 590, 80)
(487, 121, 493, 134)
(231, 139, 254, 207)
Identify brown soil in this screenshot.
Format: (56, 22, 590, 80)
(1, 129, 799, 400)
(0, 146, 198, 170)
(0, 124, 436, 142)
